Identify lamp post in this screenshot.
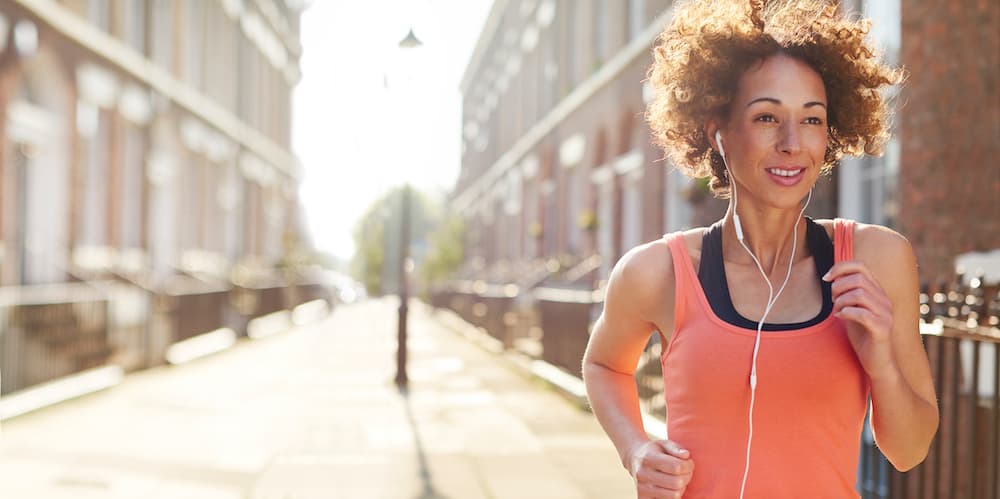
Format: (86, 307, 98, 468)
(395, 27, 422, 390)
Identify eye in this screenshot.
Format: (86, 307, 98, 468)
(754, 114, 777, 123)
(804, 117, 825, 125)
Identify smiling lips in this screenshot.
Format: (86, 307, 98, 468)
(765, 167, 806, 186)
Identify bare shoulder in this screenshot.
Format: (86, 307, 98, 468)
(586, 229, 706, 370)
(853, 222, 915, 266)
(608, 237, 674, 312)
(812, 219, 912, 257)
(850, 222, 918, 286)
(608, 229, 703, 312)
(813, 219, 917, 281)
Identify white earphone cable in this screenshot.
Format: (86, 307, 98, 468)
(717, 131, 812, 498)
(736, 190, 810, 498)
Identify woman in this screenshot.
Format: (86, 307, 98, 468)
(581, 1, 938, 497)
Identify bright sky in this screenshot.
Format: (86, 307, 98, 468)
(292, 0, 493, 261)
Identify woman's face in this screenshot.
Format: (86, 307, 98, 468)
(715, 53, 829, 209)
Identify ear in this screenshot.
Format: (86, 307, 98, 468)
(705, 122, 723, 154)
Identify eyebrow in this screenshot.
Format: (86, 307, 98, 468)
(746, 97, 827, 109)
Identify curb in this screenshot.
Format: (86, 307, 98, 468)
(425, 303, 591, 410)
(0, 300, 335, 423)
(425, 302, 667, 439)
(0, 365, 124, 422)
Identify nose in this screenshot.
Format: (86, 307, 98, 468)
(777, 123, 802, 155)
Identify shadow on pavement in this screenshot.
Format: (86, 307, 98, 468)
(399, 384, 451, 499)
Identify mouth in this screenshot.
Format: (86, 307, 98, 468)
(765, 167, 806, 186)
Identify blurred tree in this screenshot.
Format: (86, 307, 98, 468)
(351, 186, 440, 296)
(352, 216, 385, 296)
(421, 211, 465, 288)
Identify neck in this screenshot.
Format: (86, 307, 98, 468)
(722, 204, 808, 274)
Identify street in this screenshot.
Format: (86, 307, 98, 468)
(0, 298, 634, 499)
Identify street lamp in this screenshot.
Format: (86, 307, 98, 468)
(399, 28, 422, 49)
(395, 27, 422, 390)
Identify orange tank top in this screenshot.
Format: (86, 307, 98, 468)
(662, 219, 868, 498)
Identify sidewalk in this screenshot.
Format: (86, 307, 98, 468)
(0, 298, 637, 498)
(249, 298, 636, 499)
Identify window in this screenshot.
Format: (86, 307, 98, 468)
(626, 0, 645, 42)
(596, 178, 614, 279)
(565, 0, 577, 91)
(838, 0, 900, 226)
(593, 0, 608, 65)
(222, 165, 243, 260)
(542, 178, 558, 256)
(524, 182, 539, 259)
(621, 170, 643, 253)
(118, 124, 146, 248)
(544, 31, 558, 110)
(149, 0, 173, 70)
(185, 0, 205, 89)
(123, 0, 147, 54)
(566, 166, 584, 253)
(665, 168, 693, 232)
(88, 0, 110, 31)
(81, 108, 110, 247)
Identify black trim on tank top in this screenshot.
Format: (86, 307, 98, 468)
(697, 216, 834, 331)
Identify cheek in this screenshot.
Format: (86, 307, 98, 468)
(735, 131, 775, 158)
(805, 129, 829, 159)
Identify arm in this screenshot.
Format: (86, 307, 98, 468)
(582, 240, 694, 496)
(825, 225, 939, 471)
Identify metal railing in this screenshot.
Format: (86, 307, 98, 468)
(0, 271, 335, 399)
(0, 282, 111, 395)
(860, 327, 999, 499)
(437, 266, 1000, 498)
(859, 275, 1000, 499)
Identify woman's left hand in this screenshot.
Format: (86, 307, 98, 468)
(824, 260, 897, 381)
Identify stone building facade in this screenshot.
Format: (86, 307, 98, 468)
(0, 0, 319, 396)
(446, 2, 998, 494)
(453, 0, 998, 290)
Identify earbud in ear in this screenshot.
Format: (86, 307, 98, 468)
(715, 130, 725, 159)
(715, 130, 743, 240)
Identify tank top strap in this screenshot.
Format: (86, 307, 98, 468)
(664, 232, 698, 328)
(833, 218, 856, 263)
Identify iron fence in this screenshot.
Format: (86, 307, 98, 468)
(0, 272, 334, 399)
(435, 267, 1000, 498)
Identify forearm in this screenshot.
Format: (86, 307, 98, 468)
(582, 361, 650, 470)
(870, 366, 939, 471)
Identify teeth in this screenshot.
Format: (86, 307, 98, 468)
(768, 168, 801, 177)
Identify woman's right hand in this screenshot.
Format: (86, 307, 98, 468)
(628, 439, 695, 498)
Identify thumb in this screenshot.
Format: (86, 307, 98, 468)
(656, 439, 690, 459)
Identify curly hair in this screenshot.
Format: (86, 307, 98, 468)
(646, 0, 904, 196)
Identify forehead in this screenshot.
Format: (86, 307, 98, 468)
(734, 53, 827, 105)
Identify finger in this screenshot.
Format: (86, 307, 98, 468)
(830, 275, 890, 309)
(835, 306, 878, 330)
(637, 482, 685, 499)
(823, 260, 878, 284)
(657, 440, 690, 460)
(651, 470, 693, 490)
(829, 269, 879, 293)
(832, 288, 872, 314)
(830, 273, 866, 300)
(832, 281, 892, 314)
(646, 454, 694, 475)
(638, 450, 692, 475)
(636, 468, 691, 491)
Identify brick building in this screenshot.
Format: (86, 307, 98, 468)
(0, 0, 323, 396)
(895, 0, 999, 280)
(454, 0, 677, 292)
(452, 0, 998, 297)
(442, 2, 998, 495)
